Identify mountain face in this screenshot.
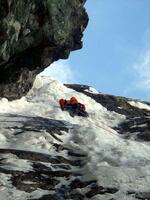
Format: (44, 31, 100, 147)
(0, 0, 88, 100)
(65, 84, 150, 142)
(0, 75, 150, 200)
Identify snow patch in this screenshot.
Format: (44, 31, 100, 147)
(84, 86, 99, 94)
(0, 153, 33, 172)
(128, 100, 150, 111)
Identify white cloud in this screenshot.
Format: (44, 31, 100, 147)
(142, 28, 150, 48)
(40, 60, 76, 83)
(123, 29, 150, 101)
(133, 49, 150, 90)
(129, 28, 150, 93)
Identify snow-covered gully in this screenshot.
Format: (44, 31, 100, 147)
(0, 75, 150, 200)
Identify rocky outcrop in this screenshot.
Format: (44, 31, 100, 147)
(66, 84, 150, 142)
(0, 0, 88, 100)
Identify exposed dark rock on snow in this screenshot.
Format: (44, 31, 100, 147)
(66, 84, 150, 142)
(128, 191, 150, 200)
(65, 84, 150, 117)
(1, 80, 150, 199)
(0, 114, 119, 199)
(0, 0, 88, 100)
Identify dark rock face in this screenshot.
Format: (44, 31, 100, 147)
(0, 0, 88, 100)
(65, 84, 150, 142)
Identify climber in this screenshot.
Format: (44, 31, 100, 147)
(59, 97, 88, 117)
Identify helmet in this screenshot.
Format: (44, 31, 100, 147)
(70, 97, 78, 104)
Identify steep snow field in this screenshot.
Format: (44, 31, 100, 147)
(0, 75, 150, 200)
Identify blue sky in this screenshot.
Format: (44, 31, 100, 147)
(42, 0, 150, 101)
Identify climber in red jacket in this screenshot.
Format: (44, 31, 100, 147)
(59, 98, 68, 111)
(59, 97, 87, 117)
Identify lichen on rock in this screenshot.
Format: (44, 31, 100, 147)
(0, 0, 88, 100)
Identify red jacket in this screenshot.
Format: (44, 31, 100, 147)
(70, 97, 78, 104)
(59, 99, 67, 110)
(59, 97, 86, 111)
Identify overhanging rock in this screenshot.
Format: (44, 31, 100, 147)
(0, 0, 88, 100)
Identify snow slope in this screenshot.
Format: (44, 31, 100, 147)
(0, 75, 150, 200)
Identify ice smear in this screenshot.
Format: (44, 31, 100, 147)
(0, 153, 33, 172)
(0, 172, 52, 200)
(0, 75, 150, 199)
(128, 100, 150, 111)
